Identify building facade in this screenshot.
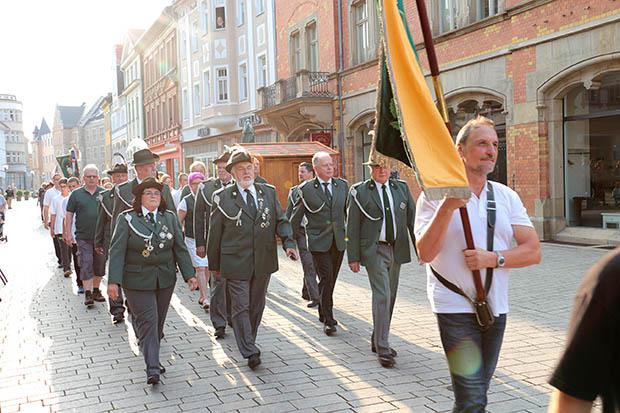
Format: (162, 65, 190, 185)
(52, 104, 85, 165)
(79, 96, 109, 173)
(140, 7, 182, 178)
(111, 44, 129, 163)
(268, 0, 620, 240)
(120, 29, 146, 153)
(175, 0, 278, 175)
(31, 118, 52, 187)
(0, 122, 7, 188)
(0, 94, 28, 189)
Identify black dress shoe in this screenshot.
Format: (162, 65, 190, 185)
(323, 324, 337, 336)
(147, 375, 160, 385)
(378, 354, 395, 368)
(113, 314, 125, 324)
(214, 327, 225, 339)
(248, 354, 261, 370)
(307, 300, 319, 308)
(371, 345, 397, 357)
(159, 363, 166, 374)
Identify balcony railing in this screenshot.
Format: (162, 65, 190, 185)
(259, 70, 332, 110)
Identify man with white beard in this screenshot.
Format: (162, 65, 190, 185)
(207, 147, 298, 370)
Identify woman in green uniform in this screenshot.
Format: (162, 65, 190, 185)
(108, 177, 197, 385)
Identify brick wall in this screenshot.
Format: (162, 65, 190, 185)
(273, 0, 617, 220)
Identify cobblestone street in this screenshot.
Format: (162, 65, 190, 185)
(0, 201, 607, 412)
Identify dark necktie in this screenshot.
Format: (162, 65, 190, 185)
(245, 189, 257, 219)
(382, 185, 395, 244)
(322, 182, 332, 203)
(146, 212, 154, 224)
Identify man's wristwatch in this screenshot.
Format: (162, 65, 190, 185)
(495, 251, 506, 268)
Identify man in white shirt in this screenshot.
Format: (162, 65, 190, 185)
(50, 178, 72, 277)
(415, 116, 541, 412)
(43, 173, 63, 268)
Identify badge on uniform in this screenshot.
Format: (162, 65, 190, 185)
(400, 202, 406, 210)
(142, 243, 154, 257)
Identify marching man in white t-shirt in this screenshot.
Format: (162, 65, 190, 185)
(49, 178, 72, 277)
(414, 116, 541, 412)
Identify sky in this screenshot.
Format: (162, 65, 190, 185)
(0, 0, 172, 140)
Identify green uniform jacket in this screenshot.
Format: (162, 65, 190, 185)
(180, 192, 195, 239)
(206, 183, 296, 280)
(108, 209, 195, 290)
(346, 178, 417, 266)
(193, 178, 231, 248)
(94, 188, 114, 251)
(290, 177, 349, 252)
(284, 185, 299, 220)
(179, 185, 191, 200)
(111, 178, 176, 234)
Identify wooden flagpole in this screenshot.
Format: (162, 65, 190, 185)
(414, 0, 485, 300)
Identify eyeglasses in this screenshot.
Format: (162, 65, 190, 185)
(142, 191, 161, 197)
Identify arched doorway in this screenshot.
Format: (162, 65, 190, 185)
(563, 71, 620, 227)
(448, 98, 507, 185)
(348, 115, 374, 182)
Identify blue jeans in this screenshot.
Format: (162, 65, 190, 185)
(436, 313, 507, 413)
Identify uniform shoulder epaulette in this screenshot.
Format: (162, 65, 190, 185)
(181, 192, 194, 202)
(164, 209, 176, 215)
(335, 177, 348, 184)
(118, 180, 131, 189)
(120, 208, 133, 216)
(259, 182, 276, 190)
(351, 181, 364, 189)
(297, 180, 310, 190)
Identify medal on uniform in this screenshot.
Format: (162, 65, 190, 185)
(400, 202, 406, 210)
(142, 240, 154, 257)
(166, 233, 172, 240)
(159, 243, 164, 249)
(125, 214, 155, 258)
(159, 232, 166, 239)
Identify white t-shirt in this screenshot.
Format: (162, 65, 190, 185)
(177, 197, 188, 212)
(172, 188, 183, 209)
(43, 187, 61, 208)
(414, 181, 533, 316)
(50, 194, 69, 235)
(61, 196, 76, 239)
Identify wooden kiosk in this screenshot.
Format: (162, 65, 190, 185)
(239, 142, 341, 208)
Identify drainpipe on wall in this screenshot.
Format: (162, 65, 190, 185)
(336, 0, 345, 177)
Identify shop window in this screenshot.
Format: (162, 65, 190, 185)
(564, 72, 620, 228)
